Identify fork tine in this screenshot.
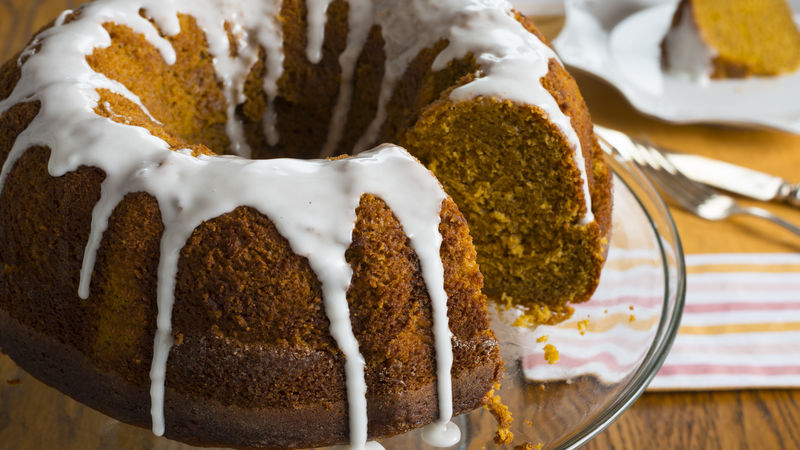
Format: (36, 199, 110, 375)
(627, 141, 697, 200)
(597, 128, 800, 234)
(634, 140, 720, 205)
(633, 141, 664, 171)
(629, 141, 718, 212)
(652, 170, 700, 208)
(596, 134, 692, 205)
(642, 165, 702, 211)
(671, 167, 719, 203)
(627, 141, 653, 168)
(598, 131, 717, 210)
(636, 137, 718, 199)
(598, 134, 637, 163)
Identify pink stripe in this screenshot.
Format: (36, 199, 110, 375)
(683, 302, 800, 314)
(597, 274, 800, 296)
(526, 360, 800, 380)
(586, 295, 663, 308)
(657, 364, 800, 377)
(522, 351, 636, 373)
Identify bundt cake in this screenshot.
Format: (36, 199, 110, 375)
(661, 0, 800, 79)
(0, 0, 612, 448)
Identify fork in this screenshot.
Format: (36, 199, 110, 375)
(595, 129, 800, 238)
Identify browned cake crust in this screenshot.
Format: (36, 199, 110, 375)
(0, 14, 502, 450)
(0, 98, 501, 448)
(0, 306, 500, 449)
(0, 0, 611, 447)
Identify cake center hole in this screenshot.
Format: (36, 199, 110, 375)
(86, 16, 363, 162)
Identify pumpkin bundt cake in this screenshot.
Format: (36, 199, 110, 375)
(0, 0, 612, 448)
(661, 0, 800, 79)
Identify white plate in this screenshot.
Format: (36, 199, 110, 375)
(553, 0, 800, 133)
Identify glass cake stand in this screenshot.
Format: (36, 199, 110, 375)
(0, 150, 685, 449)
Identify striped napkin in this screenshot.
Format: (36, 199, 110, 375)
(519, 246, 663, 386)
(521, 252, 800, 390)
(651, 254, 800, 389)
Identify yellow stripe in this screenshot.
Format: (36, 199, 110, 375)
(556, 313, 660, 333)
(679, 322, 800, 335)
(605, 258, 661, 271)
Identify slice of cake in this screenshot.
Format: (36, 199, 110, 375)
(661, 0, 800, 79)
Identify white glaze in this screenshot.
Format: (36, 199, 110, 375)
(306, 0, 333, 64)
(319, 0, 373, 158)
(422, 420, 462, 448)
(348, 0, 593, 223)
(662, 3, 717, 83)
(0, 0, 597, 447)
(333, 441, 386, 450)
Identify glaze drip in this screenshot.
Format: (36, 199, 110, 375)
(306, 0, 333, 64)
(316, 0, 594, 222)
(319, 0, 374, 158)
(662, 3, 717, 83)
(356, 0, 593, 223)
(0, 1, 450, 447)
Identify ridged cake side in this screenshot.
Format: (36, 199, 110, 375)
(0, 4, 503, 447)
(0, 80, 502, 449)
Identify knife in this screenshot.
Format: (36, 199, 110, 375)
(666, 153, 800, 208)
(594, 125, 800, 208)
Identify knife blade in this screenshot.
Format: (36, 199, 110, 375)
(665, 152, 800, 208)
(593, 125, 800, 208)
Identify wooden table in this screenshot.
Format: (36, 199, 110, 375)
(589, 390, 800, 448)
(1, 3, 799, 449)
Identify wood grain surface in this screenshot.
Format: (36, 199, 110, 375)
(587, 390, 800, 449)
(1, 2, 799, 450)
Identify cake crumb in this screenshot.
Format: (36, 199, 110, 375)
(577, 319, 589, 335)
(629, 305, 635, 311)
(501, 234, 525, 257)
(629, 314, 636, 322)
(514, 443, 543, 450)
(483, 383, 514, 444)
(511, 304, 555, 327)
(543, 344, 559, 364)
(501, 292, 514, 310)
(524, 419, 533, 427)
(490, 209, 509, 224)
(495, 426, 514, 445)
(604, 309, 608, 314)
(536, 335, 548, 343)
